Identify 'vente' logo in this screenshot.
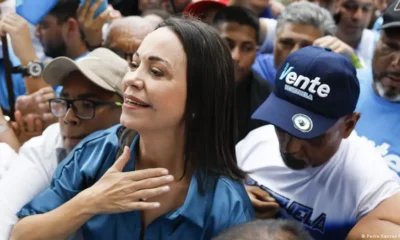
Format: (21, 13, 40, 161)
(279, 63, 331, 101)
(394, 0, 400, 11)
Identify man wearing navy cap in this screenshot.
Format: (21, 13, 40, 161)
(236, 46, 400, 239)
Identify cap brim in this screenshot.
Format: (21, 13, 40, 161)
(43, 57, 116, 93)
(184, 1, 226, 16)
(379, 22, 400, 30)
(252, 93, 338, 140)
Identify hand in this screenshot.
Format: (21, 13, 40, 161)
(270, 0, 285, 17)
(313, 36, 354, 59)
(77, 0, 110, 47)
(0, 13, 38, 65)
(82, 146, 174, 214)
(11, 111, 44, 145)
(245, 185, 279, 218)
(15, 87, 58, 128)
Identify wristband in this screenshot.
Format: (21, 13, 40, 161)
(351, 54, 363, 69)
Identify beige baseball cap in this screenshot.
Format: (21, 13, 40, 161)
(43, 48, 128, 97)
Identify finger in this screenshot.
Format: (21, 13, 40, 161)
(129, 185, 171, 200)
(247, 186, 275, 201)
(42, 112, 56, 122)
(38, 87, 56, 95)
(124, 168, 170, 181)
(112, 146, 131, 171)
(87, 0, 105, 20)
(123, 201, 161, 212)
(251, 198, 280, 210)
(10, 122, 20, 135)
(38, 103, 49, 112)
(328, 41, 342, 52)
(25, 114, 36, 132)
(34, 118, 44, 132)
(131, 174, 174, 191)
(14, 111, 25, 133)
(1, 21, 16, 34)
(80, 0, 92, 20)
(97, 8, 111, 23)
(313, 36, 335, 47)
(36, 92, 56, 104)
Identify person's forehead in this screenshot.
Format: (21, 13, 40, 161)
(219, 22, 258, 43)
(137, 27, 186, 67)
(40, 14, 58, 25)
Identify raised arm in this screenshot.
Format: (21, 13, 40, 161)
(11, 147, 174, 240)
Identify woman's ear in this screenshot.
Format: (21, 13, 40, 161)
(342, 112, 361, 138)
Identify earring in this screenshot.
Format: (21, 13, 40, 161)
(192, 113, 195, 118)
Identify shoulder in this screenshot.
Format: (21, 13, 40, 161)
(0, 143, 18, 178)
(209, 177, 255, 232)
(53, 124, 123, 179)
(340, 133, 400, 193)
(343, 133, 400, 219)
(21, 123, 61, 149)
(236, 125, 277, 157)
(19, 123, 61, 167)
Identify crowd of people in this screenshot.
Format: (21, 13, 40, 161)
(0, 0, 399, 239)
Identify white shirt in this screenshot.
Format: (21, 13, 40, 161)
(0, 123, 63, 238)
(236, 125, 400, 240)
(356, 29, 377, 68)
(0, 143, 18, 179)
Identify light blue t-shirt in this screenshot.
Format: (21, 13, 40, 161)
(0, 48, 26, 111)
(18, 125, 255, 239)
(355, 68, 400, 177)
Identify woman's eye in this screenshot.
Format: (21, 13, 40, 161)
(151, 68, 163, 77)
(129, 62, 139, 70)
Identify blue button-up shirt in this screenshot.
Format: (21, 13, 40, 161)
(18, 125, 255, 239)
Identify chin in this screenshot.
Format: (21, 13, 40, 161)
(120, 113, 144, 132)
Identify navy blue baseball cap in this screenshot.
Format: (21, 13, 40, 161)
(252, 46, 360, 139)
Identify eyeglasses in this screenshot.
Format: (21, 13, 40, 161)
(49, 98, 122, 120)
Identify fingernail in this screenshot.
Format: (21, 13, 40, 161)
(165, 175, 174, 181)
(161, 169, 168, 175)
(267, 197, 275, 202)
(153, 203, 160, 208)
(162, 186, 170, 192)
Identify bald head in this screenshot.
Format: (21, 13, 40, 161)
(104, 16, 154, 59)
(213, 220, 313, 240)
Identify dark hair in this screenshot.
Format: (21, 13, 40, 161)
(48, 0, 85, 42)
(213, 220, 313, 240)
(156, 18, 246, 194)
(49, 0, 80, 23)
(212, 6, 260, 44)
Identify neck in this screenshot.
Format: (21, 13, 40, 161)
(335, 29, 362, 49)
(66, 38, 88, 59)
(136, 125, 186, 178)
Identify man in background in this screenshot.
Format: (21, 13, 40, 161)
(213, 6, 272, 142)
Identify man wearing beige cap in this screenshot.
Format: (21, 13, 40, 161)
(0, 48, 127, 239)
